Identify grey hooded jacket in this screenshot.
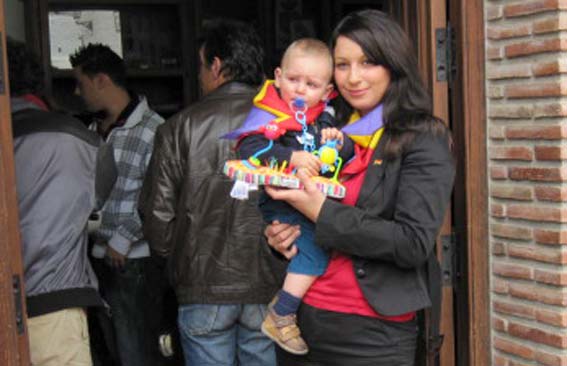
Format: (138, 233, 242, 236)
(12, 98, 116, 317)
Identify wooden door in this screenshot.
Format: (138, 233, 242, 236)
(415, 0, 456, 365)
(448, 0, 490, 365)
(0, 1, 31, 365)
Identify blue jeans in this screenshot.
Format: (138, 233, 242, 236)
(261, 200, 329, 276)
(92, 257, 165, 366)
(177, 304, 276, 366)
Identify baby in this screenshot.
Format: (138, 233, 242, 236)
(238, 38, 354, 355)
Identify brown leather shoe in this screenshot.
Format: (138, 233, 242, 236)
(261, 306, 309, 355)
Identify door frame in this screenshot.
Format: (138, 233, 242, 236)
(0, 1, 31, 365)
(449, 0, 490, 365)
(416, 0, 490, 365)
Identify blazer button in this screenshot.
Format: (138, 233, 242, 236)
(355, 268, 366, 278)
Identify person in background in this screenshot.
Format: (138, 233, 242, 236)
(8, 38, 116, 366)
(70, 43, 164, 366)
(140, 19, 282, 366)
(264, 10, 455, 365)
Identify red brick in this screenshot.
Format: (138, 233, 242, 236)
(493, 262, 534, 280)
(535, 103, 567, 118)
(488, 24, 531, 40)
(532, 60, 567, 76)
(493, 316, 508, 332)
(535, 186, 567, 201)
(494, 336, 535, 360)
(508, 322, 567, 348)
(506, 125, 567, 140)
(509, 167, 567, 182)
(491, 166, 509, 180)
(489, 105, 533, 119)
(488, 86, 505, 99)
(535, 350, 567, 366)
(493, 278, 509, 294)
(534, 16, 567, 34)
(509, 360, 532, 366)
(507, 204, 567, 222)
(508, 284, 567, 305)
(488, 46, 503, 60)
(494, 354, 508, 366)
(535, 269, 567, 285)
(536, 309, 567, 327)
(490, 126, 506, 139)
(491, 224, 532, 240)
(491, 185, 533, 200)
(491, 204, 506, 218)
(493, 241, 506, 255)
(505, 83, 566, 99)
(508, 244, 567, 264)
(505, 38, 567, 58)
(493, 300, 535, 319)
(535, 146, 567, 160)
(509, 284, 538, 302)
(489, 146, 533, 161)
(487, 64, 532, 79)
(504, 0, 567, 18)
(535, 229, 567, 245)
(487, 5, 503, 21)
(534, 286, 567, 306)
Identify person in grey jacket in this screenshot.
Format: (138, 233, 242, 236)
(140, 19, 284, 366)
(8, 38, 116, 366)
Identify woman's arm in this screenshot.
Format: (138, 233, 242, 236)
(316, 131, 455, 268)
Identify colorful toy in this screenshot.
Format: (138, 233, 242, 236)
(223, 92, 347, 199)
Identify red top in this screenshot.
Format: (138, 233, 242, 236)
(303, 144, 415, 322)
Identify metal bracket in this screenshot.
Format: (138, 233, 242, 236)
(440, 232, 456, 286)
(13, 275, 24, 334)
(435, 25, 455, 83)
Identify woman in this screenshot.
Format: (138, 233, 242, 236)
(264, 9, 455, 366)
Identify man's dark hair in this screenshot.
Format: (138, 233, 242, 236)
(70, 43, 127, 88)
(198, 19, 264, 86)
(7, 38, 44, 97)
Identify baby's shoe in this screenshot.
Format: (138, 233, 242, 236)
(261, 300, 308, 355)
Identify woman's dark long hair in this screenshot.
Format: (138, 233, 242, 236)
(331, 10, 450, 158)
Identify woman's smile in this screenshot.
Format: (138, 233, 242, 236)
(334, 36, 391, 116)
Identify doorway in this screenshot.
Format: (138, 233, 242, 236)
(3, 0, 489, 365)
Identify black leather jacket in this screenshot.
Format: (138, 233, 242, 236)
(140, 82, 284, 304)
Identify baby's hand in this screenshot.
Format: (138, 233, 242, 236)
(321, 128, 344, 150)
(290, 151, 321, 177)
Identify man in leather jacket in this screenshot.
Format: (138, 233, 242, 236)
(140, 19, 284, 365)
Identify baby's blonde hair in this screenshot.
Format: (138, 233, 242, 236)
(281, 38, 333, 78)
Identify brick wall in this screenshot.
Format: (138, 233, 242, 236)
(486, 1, 567, 365)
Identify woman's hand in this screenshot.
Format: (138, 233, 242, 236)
(265, 168, 326, 222)
(264, 220, 300, 260)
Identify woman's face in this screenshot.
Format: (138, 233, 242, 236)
(333, 36, 391, 116)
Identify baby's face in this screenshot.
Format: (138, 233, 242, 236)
(275, 51, 333, 110)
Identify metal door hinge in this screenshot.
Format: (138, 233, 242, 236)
(440, 232, 456, 287)
(13, 275, 24, 334)
(435, 25, 456, 83)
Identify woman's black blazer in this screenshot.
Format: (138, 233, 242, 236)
(315, 128, 455, 316)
